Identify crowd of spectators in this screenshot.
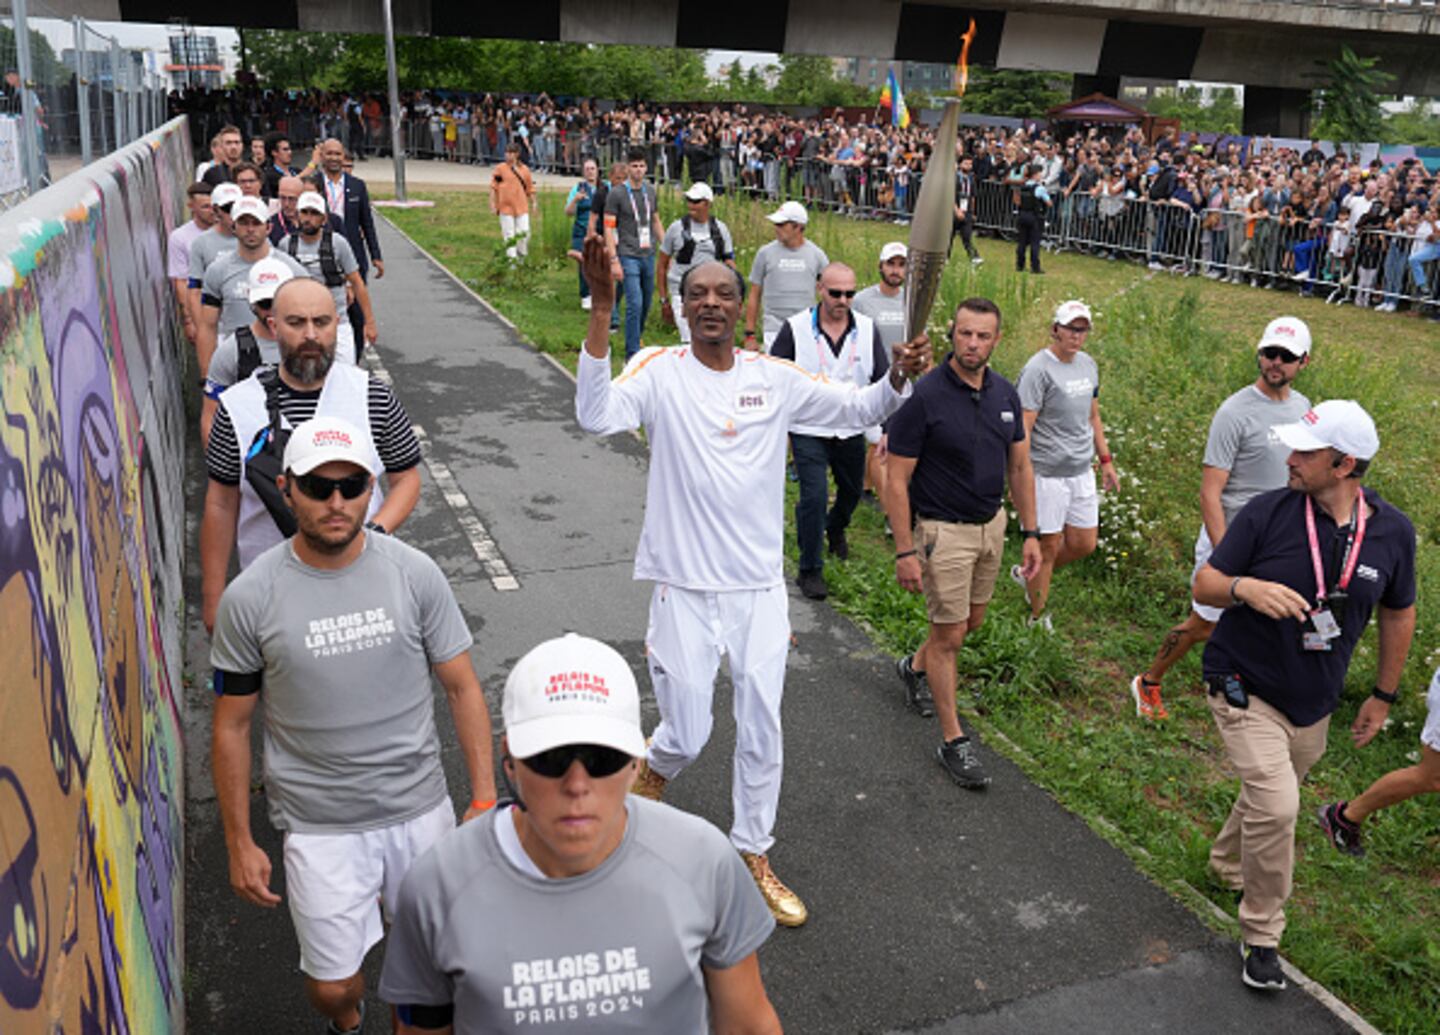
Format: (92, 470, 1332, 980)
(171, 87, 1440, 315)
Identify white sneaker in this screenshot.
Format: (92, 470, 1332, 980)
(1148, 261, 1163, 271)
(1009, 564, 1032, 608)
(1294, 269, 1310, 282)
(581, 296, 593, 311)
(1026, 613, 1053, 633)
(971, 255, 984, 266)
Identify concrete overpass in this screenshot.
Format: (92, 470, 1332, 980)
(59, 0, 1440, 133)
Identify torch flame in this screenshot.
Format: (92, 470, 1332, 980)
(954, 18, 977, 97)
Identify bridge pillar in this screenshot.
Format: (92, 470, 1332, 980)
(1072, 75, 1120, 100)
(1242, 86, 1311, 138)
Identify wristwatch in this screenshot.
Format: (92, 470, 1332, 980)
(1371, 686, 1398, 704)
(1020, 529, 1041, 540)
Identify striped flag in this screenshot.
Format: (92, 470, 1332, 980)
(879, 68, 910, 129)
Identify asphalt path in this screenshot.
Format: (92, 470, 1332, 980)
(182, 218, 1360, 1033)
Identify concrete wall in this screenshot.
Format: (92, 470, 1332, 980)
(0, 117, 191, 1033)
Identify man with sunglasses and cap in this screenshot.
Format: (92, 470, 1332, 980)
(379, 633, 783, 1034)
(201, 278, 422, 636)
(210, 415, 497, 1035)
(575, 247, 929, 928)
(1129, 317, 1315, 721)
(197, 196, 310, 380)
(656, 181, 736, 345)
(201, 257, 295, 444)
(1192, 399, 1416, 992)
(771, 261, 891, 601)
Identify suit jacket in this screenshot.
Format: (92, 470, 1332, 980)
(309, 172, 382, 276)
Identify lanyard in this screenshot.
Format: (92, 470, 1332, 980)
(325, 176, 344, 214)
(623, 182, 649, 228)
(810, 307, 858, 378)
(1305, 494, 1366, 603)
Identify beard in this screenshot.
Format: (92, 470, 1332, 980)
(283, 343, 335, 383)
(299, 513, 364, 555)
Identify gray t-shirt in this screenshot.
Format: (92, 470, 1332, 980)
(202, 247, 309, 334)
(210, 533, 473, 833)
(852, 284, 907, 351)
(749, 239, 829, 340)
(279, 230, 361, 316)
(1017, 348, 1100, 477)
(659, 217, 732, 291)
(603, 181, 658, 258)
(1203, 384, 1312, 525)
(379, 799, 775, 1033)
(187, 226, 237, 283)
(204, 327, 280, 396)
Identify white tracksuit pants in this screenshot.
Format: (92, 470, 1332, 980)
(645, 583, 790, 855)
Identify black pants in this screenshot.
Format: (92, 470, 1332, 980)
(791, 432, 866, 574)
(1016, 212, 1043, 272)
(952, 216, 978, 260)
(350, 267, 369, 361)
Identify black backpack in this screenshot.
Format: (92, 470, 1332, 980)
(673, 215, 734, 266)
(287, 228, 345, 287)
(243, 369, 298, 537)
(235, 325, 264, 382)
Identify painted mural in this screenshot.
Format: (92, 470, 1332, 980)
(0, 120, 190, 1033)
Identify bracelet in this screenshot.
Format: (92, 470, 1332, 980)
(470, 798, 497, 812)
(744, 330, 756, 338)
(1098, 454, 1113, 465)
(1370, 686, 1398, 705)
(895, 549, 917, 560)
(1229, 576, 1244, 605)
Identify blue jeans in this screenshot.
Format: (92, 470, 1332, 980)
(1408, 242, 1440, 300)
(791, 432, 867, 574)
(1382, 244, 1409, 304)
(619, 254, 654, 360)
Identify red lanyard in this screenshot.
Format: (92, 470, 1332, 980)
(1305, 494, 1366, 603)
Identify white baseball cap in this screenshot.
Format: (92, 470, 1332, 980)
(230, 196, 269, 223)
(683, 182, 714, 202)
(282, 416, 378, 476)
(297, 190, 328, 213)
(247, 256, 297, 304)
(879, 241, 908, 262)
(1273, 400, 1379, 461)
(1257, 315, 1312, 356)
(503, 633, 645, 759)
(1053, 300, 1093, 326)
(211, 182, 242, 208)
(767, 200, 809, 226)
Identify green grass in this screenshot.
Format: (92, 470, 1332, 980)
(384, 186, 1440, 1034)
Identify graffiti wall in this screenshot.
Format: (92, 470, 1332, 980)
(0, 119, 190, 1033)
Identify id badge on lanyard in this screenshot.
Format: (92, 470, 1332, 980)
(812, 308, 857, 380)
(627, 184, 651, 250)
(1301, 495, 1365, 652)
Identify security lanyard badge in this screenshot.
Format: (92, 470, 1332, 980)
(1300, 495, 1365, 652)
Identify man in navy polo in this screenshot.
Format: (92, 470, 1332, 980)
(1194, 399, 1416, 992)
(882, 297, 1042, 789)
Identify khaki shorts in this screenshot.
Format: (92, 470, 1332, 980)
(916, 509, 1007, 624)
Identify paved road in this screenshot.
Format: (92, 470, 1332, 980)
(182, 217, 1361, 1033)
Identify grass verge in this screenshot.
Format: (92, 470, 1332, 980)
(383, 185, 1440, 1034)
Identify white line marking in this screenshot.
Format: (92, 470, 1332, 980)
(362, 348, 519, 592)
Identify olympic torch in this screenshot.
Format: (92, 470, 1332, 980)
(903, 97, 961, 343)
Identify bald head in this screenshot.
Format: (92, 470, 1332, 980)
(817, 262, 857, 323)
(272, 279, 338, 383)
(277, 175, 305, 216)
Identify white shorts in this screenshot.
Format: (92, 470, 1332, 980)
(1034, 470, 1099, 535)
(1190, 525, 1223, 624)
(335, 320, 357, 366)
(283, 798, 455, 981)
(1422, 668, 1440, 753)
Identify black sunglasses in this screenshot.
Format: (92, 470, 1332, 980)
(292, 471, 371, 501)
(825, 289, 857, 299)
(519, 744, 633, 779)
(1259, 346, 1301, 363)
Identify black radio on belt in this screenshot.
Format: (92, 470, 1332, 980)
(1206, 673, 1249, 710)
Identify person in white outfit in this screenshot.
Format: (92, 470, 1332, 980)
(574, 244, 929, 928)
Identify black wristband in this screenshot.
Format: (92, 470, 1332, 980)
(1371, 686, 1398, 704)
(365, 520, 388, 535)
(1020, 529, 1041, 540)
(895, 549, 917, 560)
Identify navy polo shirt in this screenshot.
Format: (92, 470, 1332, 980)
(886, 355, 1025, 523)
(1203, 486, 1416, 727)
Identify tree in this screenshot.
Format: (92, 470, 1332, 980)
(1382, 97, 1440, 147)
(1313, 46, 1393, 150)
(771, 55, 866, 107)
(1147, 85, 1241, 134)
(0, 24, 70, 87)
(960, 68, 1069, 118)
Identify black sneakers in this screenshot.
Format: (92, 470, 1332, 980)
(1316, 801, 1365, 858)
(1241, 943, 1286, 991)
(895, 654, 934, 717)
(827, 527, 850, 560)
(797, 570, 828, 600)
(937, 735, 990, 790)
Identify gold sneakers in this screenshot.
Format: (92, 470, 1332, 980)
(740, 852, 808, 927)
(630, 758, 668, 801)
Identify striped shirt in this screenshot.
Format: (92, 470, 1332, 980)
(207, 375, 421, 486)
